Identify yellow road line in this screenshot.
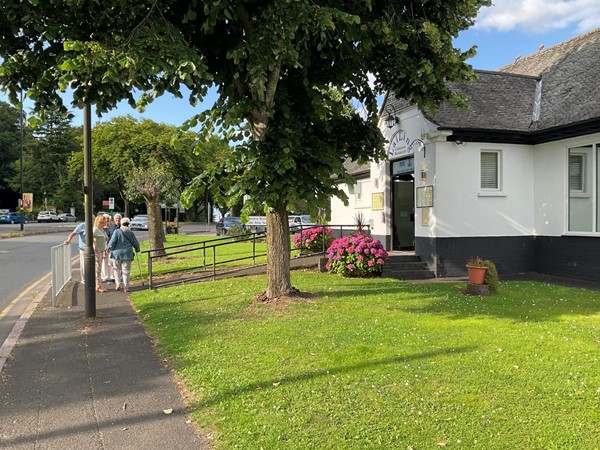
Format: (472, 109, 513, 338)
(0, 272, 51, 320)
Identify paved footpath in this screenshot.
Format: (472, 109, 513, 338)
(0, 281, 209, 449)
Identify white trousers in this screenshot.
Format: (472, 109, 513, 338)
(101, 255, 112, 281)
(113, 260, 133, 289)
(79, 249, 85, 282)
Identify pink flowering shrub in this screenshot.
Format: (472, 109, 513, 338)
(326, 234, 388, 277)
(293, 226, 333, 252)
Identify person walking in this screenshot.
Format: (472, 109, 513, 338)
(105, 213, 122, 282)
(107, 217, 140, 293)
(93, 215, 109, 293)
(101, 215, 113, 282)
(64, 214, 95, 283)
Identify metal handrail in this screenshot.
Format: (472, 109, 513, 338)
(51, 243, 72, 306)
(142, 223, 369, 288)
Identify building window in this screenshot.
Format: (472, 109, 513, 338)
(568, 145, 593, 232)
(354, 179, 370, 208)
(568, 153, 585, 192)
(480, 150, 501, 190)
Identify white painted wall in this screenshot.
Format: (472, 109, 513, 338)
(428, 141, 535, 237)
(533, 132, 600, 236)
(330, 105, 600, 242)
(330, 183, 355, 225)
(330, 171, 389, 232)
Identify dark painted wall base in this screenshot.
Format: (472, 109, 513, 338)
(535, 235, 600, 281)
(416, 236, 535, 277)
(415, 235, 600, 282)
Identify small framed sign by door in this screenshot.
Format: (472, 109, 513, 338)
(416, 185, 433, 208)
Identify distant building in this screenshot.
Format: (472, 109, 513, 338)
(331, 28, 600, 280)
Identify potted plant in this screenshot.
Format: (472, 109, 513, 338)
(466, 256, 487, 285)
(466, 257, 500, 293)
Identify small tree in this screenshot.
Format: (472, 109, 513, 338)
(124, 161, 180, 257)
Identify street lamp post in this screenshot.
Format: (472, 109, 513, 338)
(83, 103, 96, 317)
(19, 89, 24, 231)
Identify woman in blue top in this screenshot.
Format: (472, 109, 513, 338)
(107, 217, 140, 292)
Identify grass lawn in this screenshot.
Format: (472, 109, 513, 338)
(130, 272, 600, 449)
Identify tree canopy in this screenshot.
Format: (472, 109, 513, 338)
(0, 101, 22, 206)
(87, 116, 198, 252)
(0, 0, 489, 297)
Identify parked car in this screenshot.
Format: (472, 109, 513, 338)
(289, 215, 315, 232)
(130, 214, 149, 231)
(58, 213, 77, 222)
(0, 211, 28, 224)
(37, 211, 59, 222)
(216, 216, 244, 235)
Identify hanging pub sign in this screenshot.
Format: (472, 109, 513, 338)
(388, 130, 412, 158)
(388, 130, 426, 159)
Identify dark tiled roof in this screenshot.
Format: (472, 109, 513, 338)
(534, 47, 600, 130)
(342, 158, 370, 178)
(500, 28, 600, 131)
(384, 27, 600, 140)
(422, 71, 539, 132)
(499, 28, 600, 76)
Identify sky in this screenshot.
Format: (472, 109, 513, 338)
(5, 0, 600, 127)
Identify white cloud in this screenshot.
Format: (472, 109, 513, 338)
(474, 0, 600, 34)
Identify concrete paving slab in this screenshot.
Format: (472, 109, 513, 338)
(0, 281, 209, 449)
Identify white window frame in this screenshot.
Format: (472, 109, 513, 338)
(566, 144, 596, 234)
(479, 149, 502, 194)
(354, 179, 370, 208)
(568, 152, 586, 195)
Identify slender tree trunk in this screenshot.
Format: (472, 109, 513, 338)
(146, 195, 166, 257)
(266, 199, 292, 298)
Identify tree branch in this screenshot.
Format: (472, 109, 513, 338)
(265, 59, 281, 109)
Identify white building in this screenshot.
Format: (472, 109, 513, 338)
(331, 28, 600, 280)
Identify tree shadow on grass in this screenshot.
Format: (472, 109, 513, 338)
(195, 345, 477, 408)
(310, 278, 426, 300)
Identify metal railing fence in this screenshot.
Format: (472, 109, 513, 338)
(51, 243, 72, 306)
(143, 224, 369, 288)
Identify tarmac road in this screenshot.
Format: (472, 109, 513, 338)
(0, 223, 149, 348)
(0, 233, 67, 345)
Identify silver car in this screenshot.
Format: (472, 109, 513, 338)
(58, 213, 77, 222)
(37, 211, 59, 222)
(130, 214, 149, 231)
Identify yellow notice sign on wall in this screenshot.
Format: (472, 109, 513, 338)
(372, 192, 384, 211)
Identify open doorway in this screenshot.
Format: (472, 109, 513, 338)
(392, 173, 415, 250)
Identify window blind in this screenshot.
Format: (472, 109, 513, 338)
(481, 152, 499, 189)
(568, 154, 583, 191)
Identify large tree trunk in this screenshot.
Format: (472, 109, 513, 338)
(146, 195, 166, 257)
(266, 199, 292, 298)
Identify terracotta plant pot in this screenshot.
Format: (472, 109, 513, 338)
(466, 265, 487, 285)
